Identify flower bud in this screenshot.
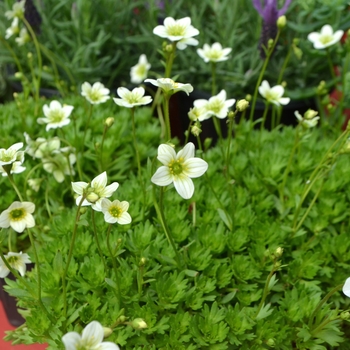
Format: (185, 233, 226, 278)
(131, 318, 148, 329)
(245, 94, 252, 101)
(27, 52, 33, 60)
(304, 109, 318, 120)
(340, 311, 350, 320)
(140, 257, 147, 266)
(236, 99, 249, 112)
(267, 39, 274, 49)
(275, 247, 283, 258)
(277, 16, 286, 29)
(104, 117, 114, 128)
(14, 72, 23, 79)
(266, 338, 275, 347)
(103, 327, 113, 338)
(79, 207, 88, 215)
(191, 124, 202, 137)
(86, 192, 99, 203)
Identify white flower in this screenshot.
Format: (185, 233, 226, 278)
(81, 82, 110, 105)
(42, 151, 76, 183)
(145, 78, 193, 96)
(194, 90, 236, 121)
(0, 202, 35, 233)
(37, 100, 74, 131)
(308, 24, 344, 49)
(0, 252, 31, 278)
(130, 54, 151, 84)
(258, 80, 290, 106)
(34, 137, 60, 159)
(72, 171, 119, 211)
(0, 142, 24, 166)
(151, 142, 208, 199)
(153, 16, 199, 50)
(62, 321, 120, 350)
(197, 42, 232, 63)
(1, 161, 26, 177)
(28, 178, 43, 192)
(101, 199, 132, 225)
(24, 133, 46, 158)
(5, 0, 25, 20)
(15, 28, 30, 46)
(188, 106, 207, 121)
(295, 110, 320, 128)
(113, 87, 152, 108)
(343, 277, 350, 298)
(5, 17, 19, 39)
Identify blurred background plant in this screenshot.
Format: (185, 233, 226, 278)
(0, 0, 349, 103)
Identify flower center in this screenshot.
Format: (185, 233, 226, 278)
(320, 34, 333, 45)
(135, 64, 146, 77)
(167, 24, 186, 37)
(49, 110, 64, 123)
(265, 91, 279, 102)
(7, 256, 19, 265)
(9, 208, 25, 221)
(169, 158, 185, 176)
(89, 89, 103, 102)
(208, 99, 224, 114)
(208, 50, 222, 60)
(0, 151, 15, 163)
(108, 205, 122, 218)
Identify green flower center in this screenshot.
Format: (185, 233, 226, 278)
(49, 110, 64, 123)
(265, 91, 279, 102)
(320, 34, 333, 45)
(9, 208, 25, 221)
(108, 205, 122, 218)
(208, 50, 222, 60)
(167, 24, 186, 37)
(0, 151, 14, 162)
(89, 90, 103, 102)
(7, 256, 19, 264)
(135, 65, 146, 77)
(169, 158, 185, 176)
(208, 99, 224, 114)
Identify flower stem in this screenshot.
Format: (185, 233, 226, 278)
(260, 101, 270, 130)
(249, 30, 281, 124)
(163, 94, 172, 141)
(326, 48, 336, 81)
(106, 224, 122, 306)
(255, 267, 276, 319)
(152, 186, 182, 268)
(165, 42, 177, 78)
(62, 196, 85, 325)
(6, 173, 24, 202)
(91, 210, 107, 272)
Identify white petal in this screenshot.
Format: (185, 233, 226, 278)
(24, 214, 35, 228)
(177, 142, 195, 161)
(184, 158, 208, 178)
(320, 24, 333, 36)
(0, 265, 10, 278)
(99, 342, 120, 350)
(71, 182, 88, 195)
(151, 166, 173, 186)
(173, 176, 194, 199)
(343, 277, 350, 297)
(0, 211, 10, 229)
(157, 144, 176, 165)
(102, 182, 119, 197)
(82, 321, 104, 346)
(62, 332, 82, 350)
(117, 87, 130, 99)
(17, 262, 27, 276)
(22, 202, 35, 213)
(279, 97, 290, 105)
(101, 198, 111, 212)
(11, 220, 26, 233)
(117, 212, 132, 225)
(91, 172, 108, 188)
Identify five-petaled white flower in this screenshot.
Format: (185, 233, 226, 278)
(37, 100, 74, 131)
(5, 17, 19, 39)
(0, 252, 31, 278)
(153, 16, 199, 50)
(295, 110, 320, 129)
(15, 28, 30, 46)
(5, 0, 25, 20)
(145, 78, 193, 96)
(130, 54, 151, 84)
(1, 161, 26, 177)
(72, 171, 119, 211)
(0, 202, 35, 233)
(81, 82, 110, 105)
(197, 43, 232, 63)
(62, 320, 120, 350)
(0, 142, 25, 166)
(113, 87, 152, 108)
(101, 198, 132, 225)
(258, 80, 290, 106)
(308, 24, 344, 50)
(194, 90, 236, 121)
(151, 142, 208, 199)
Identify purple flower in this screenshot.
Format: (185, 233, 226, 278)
(252, 0, 292, 57)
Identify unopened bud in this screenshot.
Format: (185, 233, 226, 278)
(268, 39, 274, 49)
(165, 44, 173, 53)
(236, 99, 249, 112)
(117, 315, 126, 323)
(14, 72, 23, 79)
(105, 117, 114, 128)
(86, 192, 99, 203)
(341, 311, 350, 320)
(281, 81, 287, 88)
(277, 15, 286, 29)
(103, 327, 113, 338)
(140, 257, 147, 266)
(245, 94, 252, 101)
(131, 318, 148, 329)
(304, 109, 318, 120)
(191, 124, 202, 137)
(27, 52, 33, 60)
(275, 247, 283, 258)
(266, 338, 275, 347)
(79, 207, 88, 215)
